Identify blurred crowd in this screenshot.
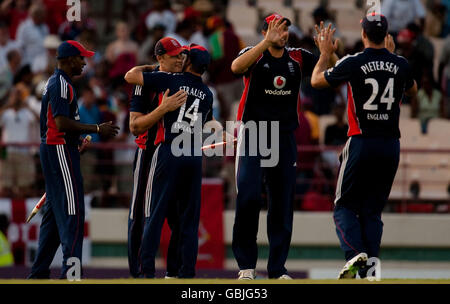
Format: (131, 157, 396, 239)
(0, 0, 448, 210)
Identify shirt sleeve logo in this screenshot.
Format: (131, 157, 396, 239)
(273, 76, 286, 89)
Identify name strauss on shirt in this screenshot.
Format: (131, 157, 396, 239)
(179, 85, 206, 100)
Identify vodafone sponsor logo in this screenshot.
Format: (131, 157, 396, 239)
(264, 89, 292, 95)
(265, 75, 291, 95)
(273, 76, 286, 89)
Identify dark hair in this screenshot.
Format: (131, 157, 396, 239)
(365, 29, 386, 45)
(190, 63, 208, 74)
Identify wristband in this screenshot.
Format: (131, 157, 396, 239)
(96, 124, 99, 133)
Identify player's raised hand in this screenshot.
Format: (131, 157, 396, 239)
(264, 17, 286, 46)
(161, 89, 188, 112)
(98, 121, 120, 138)
(385, 34, 395, 53)
(313, 21, 326, 48)
(316, 23, 339, 57)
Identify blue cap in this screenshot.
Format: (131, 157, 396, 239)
(188, 44, 211, 70)
(57, 40, 95, 59)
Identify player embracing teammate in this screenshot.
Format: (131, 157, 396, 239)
(125, 43, 217, 278)
(126, 37, 188, 278)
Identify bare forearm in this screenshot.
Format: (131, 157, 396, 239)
(231, 39, 271, 74)
(328, 53, 339, 68)
(55, 116, 98, 134)
(311, 54, 331, 88)
(124, 66, 148, 85)
(130, 106, 166, 136)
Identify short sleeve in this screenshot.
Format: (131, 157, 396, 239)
(129, 85, 146, 113)
(234, 46, 257, 77)
(49, 76, 71, 118)
(142, 71, 172, 90)
(289, 48, 319, 77)
(324, 56, 354, 88)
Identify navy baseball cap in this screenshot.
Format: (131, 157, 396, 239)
(262, 13, 291, 31)
(57, 40, 95, 59)
(187, 44, 211, 69)
(360, 13, 388, 38)
(154, 37, 184, 56)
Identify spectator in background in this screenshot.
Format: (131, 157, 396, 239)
(207, 16, 244, 122)
(138, 23, 166, 64)
(42, 0, 67, 34)
(58, 0, 96, 41)
(396, 28, 432, 88)
(15, 4, 49, 68)
(166, 18, 196, 47)
(0, 49, 21, 106)
(0, 22, 20, 71)
(185, 8, 209, 49)
(407, 22, 434, 70)
(0, 0, 29, 40)
(105, 22, 139, 88)
(31, 34, 61, 75)
(381, 0, 426, 36)
(112, 90, 134, 195)
(78, 86, 101, 193)
(0, 86, 38, 198)
(411, 70, 446, 134)
(144, 0, 177, 36)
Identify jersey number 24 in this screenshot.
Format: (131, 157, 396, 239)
(363, 78, 395, 111)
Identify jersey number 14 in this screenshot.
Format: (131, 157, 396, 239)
(176, 98, 200, 126)
(363, 78, 395, 111)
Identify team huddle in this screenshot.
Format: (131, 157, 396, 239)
(28, 12, 417, 280)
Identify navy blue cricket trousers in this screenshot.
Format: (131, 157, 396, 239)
(128, 147, 181, 278)
(333, 136, 399, 266)
(232, 128, 296, 278)
(139, 142, 202, 278)
(29, 144, 85, 279)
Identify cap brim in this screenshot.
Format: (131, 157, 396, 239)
(263, 17, 291, 30)
(80, 50, 95, 58)
(166, 48, 183, 56)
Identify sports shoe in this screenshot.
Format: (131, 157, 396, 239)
(277, 274, 293, 280)
(338, 252, 368, 279)
(238, 269, 256, 280)
(164, 275, 178, 279)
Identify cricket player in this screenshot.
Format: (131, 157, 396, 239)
(127, 37, 187, 278)
(230, 14, 337, 280)
(28, 41, 119, 279)
(125, 44, 213, 278)
(311, 14, 417, 279)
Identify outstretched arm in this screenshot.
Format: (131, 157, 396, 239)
(313, 21, 339, 67)
(124, 64, 157, 85)
(311, 24, 339, 88)
(231, 18, 286, 74)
